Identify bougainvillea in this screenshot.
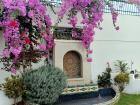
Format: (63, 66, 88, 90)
(58, 0, 119, 50)
(0, 0, 140, 72)
(0, 0, 54, 73)
(57, 0, 120, 62)
(129, 0, 140, 4)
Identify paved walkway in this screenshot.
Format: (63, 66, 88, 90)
(57, 96, 113, 105)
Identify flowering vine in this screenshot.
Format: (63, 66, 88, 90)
(0, 0, 140, 72)
(129, 0, 140, 4)
(58, 0, 120, 50)
(0, 0, 54, 73)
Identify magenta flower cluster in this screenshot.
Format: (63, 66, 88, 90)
(129, 0, 140, 4)
(58, 0, 119, 50)
(0, 0, 54, 73)
(0, 0, 139, 71)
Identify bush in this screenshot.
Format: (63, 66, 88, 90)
(23, 65, 67, 105)
(115, 60, 129, 72)
(114, 60, 129, 92)
(2, 75, 25, 105)
(97, 65, 112, 88)
(114, 72, 129, 92)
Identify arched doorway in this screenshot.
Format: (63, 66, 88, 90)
(63, 51, 82, 78)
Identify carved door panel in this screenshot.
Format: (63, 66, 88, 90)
(63, 51, 82, 78)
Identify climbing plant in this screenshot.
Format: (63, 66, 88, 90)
(0, 0, 54, 73)
(57, 0, 139, 60)
(0, 0, 139, 73)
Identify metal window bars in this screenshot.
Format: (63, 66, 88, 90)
(41, 0, 140, 16)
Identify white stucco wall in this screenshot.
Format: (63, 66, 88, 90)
(91, 14, 140, 83)
(124, 74, 140, 94)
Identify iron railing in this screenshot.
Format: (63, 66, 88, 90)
(41, 0, 140, 16)
(105, 1, 140, 16)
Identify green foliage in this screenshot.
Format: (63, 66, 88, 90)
(114, 72, 129, 92)
(2, 75, 25, 104)
(97, 67, 112, 88)
(114, 60, 130, 92)
(114, 72, 129, 84)
(23, 65, 67, 105)
(0, 2, 3, 16)
(115, 60, 129, 72)
(115, 93, 140, 105)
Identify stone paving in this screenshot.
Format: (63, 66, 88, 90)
(57, 96, 113, 105)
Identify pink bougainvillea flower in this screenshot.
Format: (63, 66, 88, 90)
(29, 0, 40, 7)
(87, 58, 93, 62)
(45, 15, 52, 27)
(39, 44, 46, 51)
(1, 0, 53, 72)
(81, 0, 92, 7)
(81, 18, 88, 24)
(112, 12, 118, 23)
(129, 0, 140, 4)
(87, 50, 93, 54)
(19, 6, 26, 16)
(44, 35, 54, 49)
(10, 47, 22, 58)
(68, 16, 78, 28)
(10, 67, 17, 75)
(2, 0, 12, 8)
(37, 4, 46, 15)
(8, 20, 18, 28)
(2, 49, 10, 58)
(28, 10, 34, 18)
(15, 0, 26, 16)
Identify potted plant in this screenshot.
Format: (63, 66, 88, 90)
(97, 62, 112, 88)
(2, 75, 25, 105)
(114, 60, 130, 92)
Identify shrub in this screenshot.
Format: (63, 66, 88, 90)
(114, 60, 129, 92)
(115, 60, 129, 72)
(114, 72, 129, 92)
(2, 75, 25, 105)
(98, 64, 112, 88)
(23, 65, 67, 105)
